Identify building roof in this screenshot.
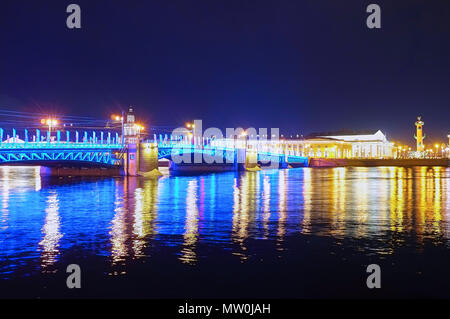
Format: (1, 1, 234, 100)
(304, 137, 347, 143)
(303, 137, 347, 144)
(306, 129, 379, 138)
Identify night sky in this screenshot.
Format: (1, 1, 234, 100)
(1, 0, 449, 144)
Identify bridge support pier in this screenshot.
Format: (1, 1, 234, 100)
(245, 149, 260, 171)
(280, 154, 289, 169)
(122, 142, 161, 177)
(122, 143, 138, 176)
(237, 148, 261, 171)
(138, 142, 161, 177)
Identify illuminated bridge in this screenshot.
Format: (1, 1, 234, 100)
(0, 129, 124, 166)
(0, 128, 308, 176)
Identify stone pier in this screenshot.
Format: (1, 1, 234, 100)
(122, 142, 161, 176)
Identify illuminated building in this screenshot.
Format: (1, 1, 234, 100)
(301, 138, 352, 159)
(414, 116, 425, 152)
(318, 130, 393, 158)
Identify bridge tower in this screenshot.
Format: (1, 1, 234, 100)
(414, 116, 425, 152)
(236, 134, 260, 171)
(122, 107, 160, 177)
(122, 107, 139, 176)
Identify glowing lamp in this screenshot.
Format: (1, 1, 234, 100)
(111, 114, 123, 121)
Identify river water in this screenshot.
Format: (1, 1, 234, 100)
(0, 166, 449, 298)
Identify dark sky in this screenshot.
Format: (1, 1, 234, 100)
(0, 0, 449, 145)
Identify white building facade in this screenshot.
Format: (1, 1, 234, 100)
(320, 130, 394, 159)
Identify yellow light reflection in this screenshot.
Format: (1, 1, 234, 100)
(329, 167, 346, 237)
(231, 172, 258, 261)
(354, 167, 369, 238)
(277, 170, 287, 249)
(132, 178, 159, 258)
(301, 168, 312, 234)
(262, 175, 271, 239)
(179, 180, 199, 264)
(110, 178, 131, 269)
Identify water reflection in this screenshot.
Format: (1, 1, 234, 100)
(39, 192, 62, 272)
(0, 166, 450, 278)
(110, 179, 129, 267)
(110, 177, 160, 273)
(231, 172, 259, 261)
(276, 170, 287, 249)
(132, 178, 159, 258)
(308, 168, 447, 243)
(179, 180, 199, 264)
(262, 175, 271, 239)
(0, 167, 10, 232)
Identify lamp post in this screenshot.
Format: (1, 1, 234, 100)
(40, 118, 58, 142)
(121, 111, 124, 144)
(41, 118, 58, 133)
(134, 123, 144, 137)
(448, 134, 450, 150)
(240, 131, 248, 149)
(185, 122, 195, 146)
(110, 113, 124, 144)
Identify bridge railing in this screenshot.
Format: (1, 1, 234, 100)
(148, 135, 307, 157)
(0, 128, 125, 150)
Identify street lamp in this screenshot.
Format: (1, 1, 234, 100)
(185, 122, 195, 130)
(134, 123, 145, 135)
(185, 122, 197, 146)
(240, 130, 248, 149)
(40, 118, 58, 133)
(111, 113, 124, 144)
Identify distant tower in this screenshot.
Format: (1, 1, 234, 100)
(414, 116, 425, 152)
